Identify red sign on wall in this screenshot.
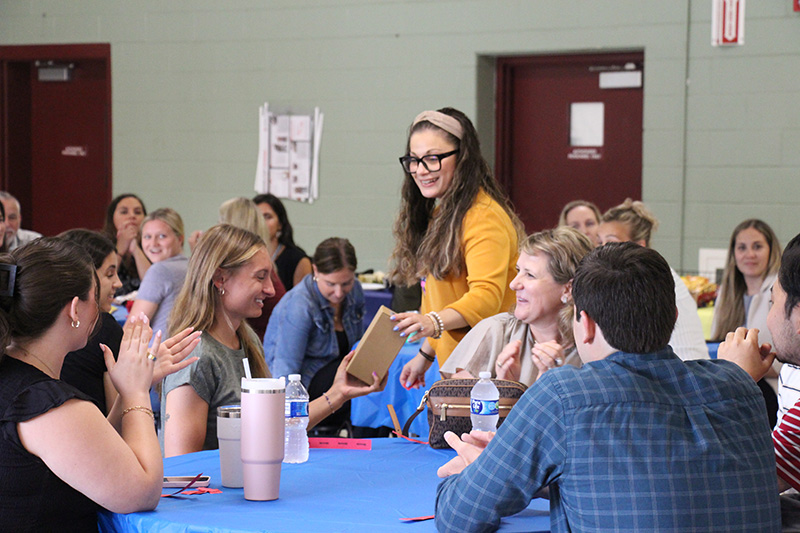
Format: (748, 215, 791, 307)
(712, 0, 745, 46)
(795, 0, 800, 12)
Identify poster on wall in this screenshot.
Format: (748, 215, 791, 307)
(254, 103, 323, 203)
(711, 0, 745, 46)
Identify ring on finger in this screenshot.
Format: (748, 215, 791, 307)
(497, 360, 505, 368)
(555, 358, 563, 366)
(147, 351, 157, 361)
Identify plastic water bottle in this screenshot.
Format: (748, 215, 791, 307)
(284, 374, 309, 463)
(471, 371, 499, 432)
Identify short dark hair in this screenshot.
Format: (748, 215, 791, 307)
(252, 193, 297, 248)
(572, 242, 676, 354)
(780, 233, 800, 318)
(58, 229, 116, 270)
(313, 237, 357, 274)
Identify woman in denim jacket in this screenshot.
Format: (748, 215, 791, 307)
(264, 238, 364, 426)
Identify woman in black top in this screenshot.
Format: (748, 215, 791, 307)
(253, 193, 312, 289)
(0, 238, 198, 530)
(59, 230, 124, 414)
(102, 193, 150, 296)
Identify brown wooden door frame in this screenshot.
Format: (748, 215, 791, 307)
(0, 43, 111, 230)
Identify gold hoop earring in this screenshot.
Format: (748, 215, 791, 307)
(71, 319, 80, 329)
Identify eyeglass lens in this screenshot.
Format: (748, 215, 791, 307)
(402, 155, 441, 173)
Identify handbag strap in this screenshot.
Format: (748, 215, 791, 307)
(401, 389, 430, 437)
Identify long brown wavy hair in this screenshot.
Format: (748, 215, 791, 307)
(711, 219, 781, 341)
(390, 107, 523, 286)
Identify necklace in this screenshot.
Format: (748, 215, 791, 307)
(13, 345, 58, 377)
(271, 243, 284, 262)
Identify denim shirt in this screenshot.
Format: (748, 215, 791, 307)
(263, 274, 364, 388)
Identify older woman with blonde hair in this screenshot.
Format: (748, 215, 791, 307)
(162, 225, 382, 456)
(441, 227, 594, 386)
(597, 199, 708, 361)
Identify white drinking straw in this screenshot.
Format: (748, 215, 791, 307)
(242, 358, 252, 380)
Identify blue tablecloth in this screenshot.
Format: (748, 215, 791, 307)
(98, 439, 550, 532)
(362, 288, 394, 330)
(350, 342, 440, 438)
(707, 342, 720, 359)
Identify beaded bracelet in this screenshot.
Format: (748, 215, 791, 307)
(322, 392, 336, 416)
(418, 349, 435, 363)
(425, 313, 440, 338)
(122, 405, 155, 420)
(426, 311, 445, 339)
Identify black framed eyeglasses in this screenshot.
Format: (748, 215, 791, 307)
(399, 150, 459, 174)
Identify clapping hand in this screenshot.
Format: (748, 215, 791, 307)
(437, 430, 496, 478)
(103, 313, 154, 398)
(495, 340, 522, 381)
(531, 341, 566, 381)
(151, 327, 202, 385)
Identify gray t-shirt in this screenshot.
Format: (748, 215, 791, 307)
(136, 254, 188, 337)
(161, 332, 263, 451)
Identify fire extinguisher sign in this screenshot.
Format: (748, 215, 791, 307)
(712, 0, 745, 46)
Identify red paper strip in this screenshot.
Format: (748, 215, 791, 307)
(181, 487, 222, 495)
(400, 515, 435, 522)
(391, 430, 428, 445)
(308, 437, 372, 450)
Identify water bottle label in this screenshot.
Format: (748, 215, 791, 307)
(471, 398, 499, 416)
(285, 400, 309, 418)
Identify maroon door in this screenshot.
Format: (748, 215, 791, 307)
(496, 52, 644, 233)
(1, 44, 111, 236)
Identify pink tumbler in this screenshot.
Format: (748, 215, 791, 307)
(240, 377, 285, 501)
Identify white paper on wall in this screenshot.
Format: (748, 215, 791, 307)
(269, 168, 290, 198)
(253, 103, 270, 193)
(290, 115, 311, 142)
(269, 115, 290, 169)
(290, 141, 311, 201)
(254, 104, 322, 203)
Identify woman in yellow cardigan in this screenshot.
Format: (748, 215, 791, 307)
(390, 108, 523, 389)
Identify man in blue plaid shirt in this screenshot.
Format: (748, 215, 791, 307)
(435, 242, 780, 532)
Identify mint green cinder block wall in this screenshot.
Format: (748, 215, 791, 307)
(2, 1, 799, 272)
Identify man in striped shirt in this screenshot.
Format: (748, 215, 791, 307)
(718, 232, 800, 527)
(719, 234, 800, 489)
(769, 234, 800, 492)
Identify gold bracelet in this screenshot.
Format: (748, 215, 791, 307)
(121, 405, 155, 420)
(426, 311, 445, 339)
(322, 392, 336, 416)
